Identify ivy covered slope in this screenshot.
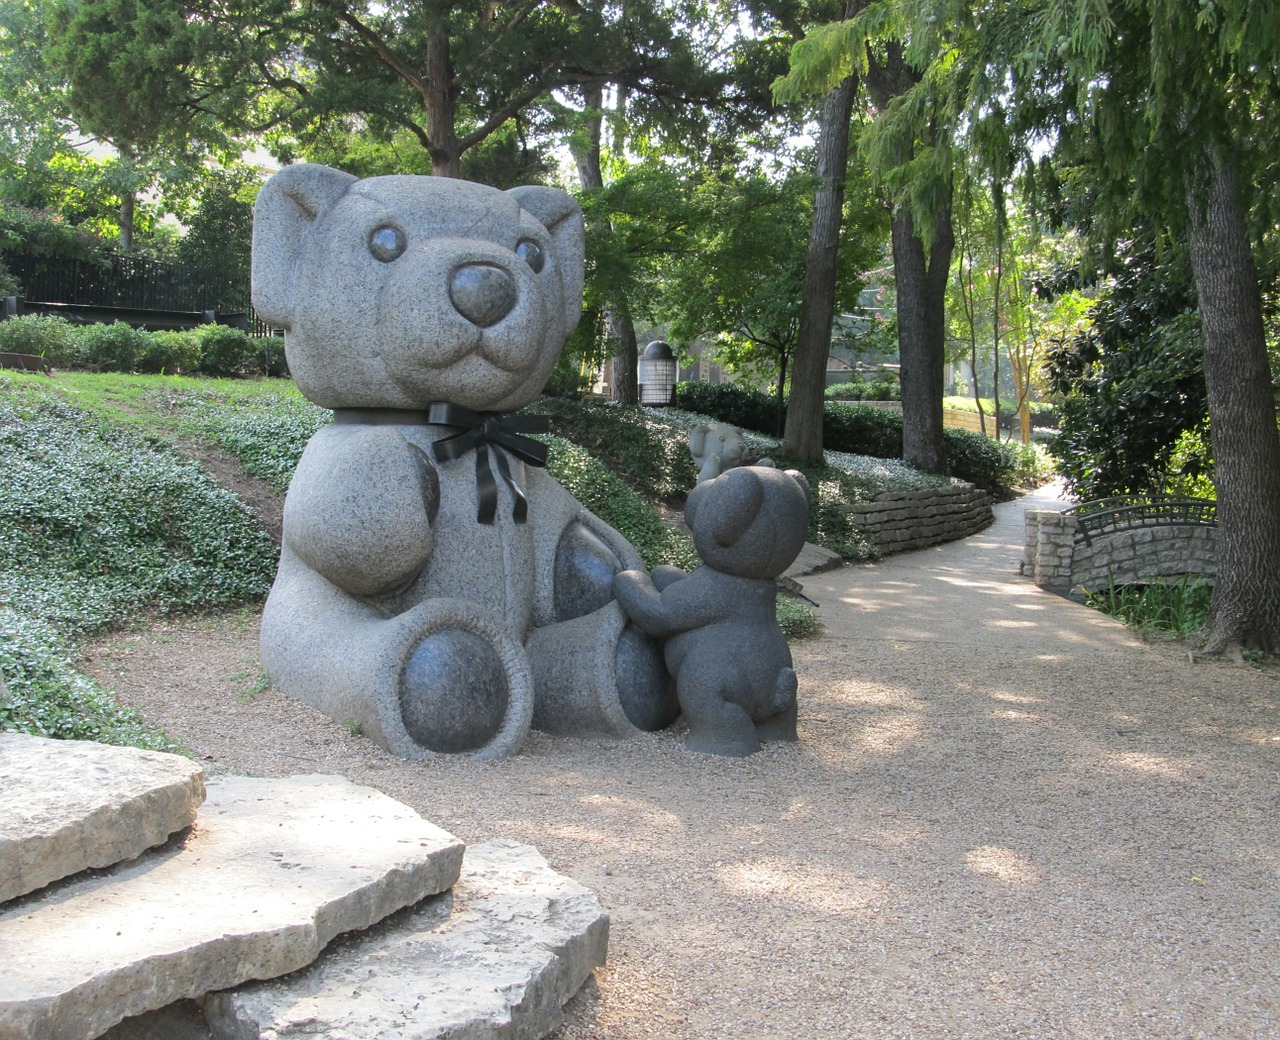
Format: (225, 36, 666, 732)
(0, 374, 278, 746)
(0, 371, 963, 748)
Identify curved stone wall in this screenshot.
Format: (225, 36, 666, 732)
(843, 482, 994, 554)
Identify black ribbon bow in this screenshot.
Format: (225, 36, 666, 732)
(429, 403, 549, 524)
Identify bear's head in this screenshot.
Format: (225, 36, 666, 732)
(251, 164, 584, 412)
(688, 422, 749, 481)
(683, 465, 811, 579)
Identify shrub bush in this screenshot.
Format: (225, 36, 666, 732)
(940, 427, 1014, 489)
(138, 330, 202, 374)
(195, 324, 260, 377)
(670, 382, 1031, 492)
(775, 596, 822, 640)
(824, 378, 901, 401)
(822, 403, 905, 459)
(541, 434, 699, 571)
(537, 397, 698, 501)
(0, 314, 80, 365)
(674, 381, 782, 435)
(74, 321, 150, 372)
(262, 335, 288, 377)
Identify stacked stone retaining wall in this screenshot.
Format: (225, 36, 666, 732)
(843, 482, 994, 554)
(1024, 509, 1218, 591)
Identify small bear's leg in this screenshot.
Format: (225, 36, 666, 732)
(527, 603, 678, 736)
(755, 669, 799, 743)
(680, 679, 762, 758)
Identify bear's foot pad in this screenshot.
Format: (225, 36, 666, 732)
(401, 629, 512, 753)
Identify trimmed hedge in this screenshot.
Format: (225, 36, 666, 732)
(824, 378, 901, 401)
(0, 315, 277, 377)
(674, 381, 782, 435)
(0, 314, 79, 365)
(674, 380, 1035, 494)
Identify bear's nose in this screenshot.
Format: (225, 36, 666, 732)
(448, 263, 517, 328)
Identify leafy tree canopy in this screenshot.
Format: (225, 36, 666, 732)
(45, 0, 728, 179)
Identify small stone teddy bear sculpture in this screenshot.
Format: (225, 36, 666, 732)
(252, 164, 675, 761)
(613, 465, 811, 757)
(687, 422, 749, 484)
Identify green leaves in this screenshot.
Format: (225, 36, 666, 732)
(0, 607, 175, 748)
(1045, 244, 1209, 500)
(772, 20, 864, 104)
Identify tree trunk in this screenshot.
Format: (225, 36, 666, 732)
(610, 308, 639, 404)
(782, 71, 857, 461)
(426, 22, 461, 176)
(1186, 159, 1280, 654)
(893, 202, 953, 472)
(775, 349, 790, 437)
(991, 181, 1004, 442)
(865, 41, 953, 473)
(566, 83, 639, 405)
(118, 188, 135, 255)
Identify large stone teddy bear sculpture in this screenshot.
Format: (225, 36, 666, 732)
(252, 163, 676, 760)
(613, 465, 811, 757)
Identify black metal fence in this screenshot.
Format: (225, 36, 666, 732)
(2, 250, 248, 314)
(1065, 495, 1218, 546)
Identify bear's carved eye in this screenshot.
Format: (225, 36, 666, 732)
(369, 225, 407, 263)
(515, 238, 545, 273)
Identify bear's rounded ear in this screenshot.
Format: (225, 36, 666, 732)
(252, 164, 357, 327)
(706, 467, 765, 548)
(688, 424, 709, 455)
(506, 185, 585, 334)
(784, 468, 813, 507)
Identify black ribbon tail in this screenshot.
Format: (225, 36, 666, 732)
(473, 444, 498, 525)
(490, 448, 528, 523)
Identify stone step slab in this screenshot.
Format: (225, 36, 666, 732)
(204, 838, 610, 1040)
(0, 733, 206, 905)
(0, 774, 464, 1040)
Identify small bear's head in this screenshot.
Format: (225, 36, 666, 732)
(689, 423, 748, 470)
(251, 164, 584, 412)
(683, 465, 812, 578)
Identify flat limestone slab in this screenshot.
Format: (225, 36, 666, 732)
(0, 733, 206, 904)
(0, 774, 464, 1040)
(205, 839, 610, 1040)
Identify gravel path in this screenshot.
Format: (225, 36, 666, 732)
(84, 486, 1280, 1039)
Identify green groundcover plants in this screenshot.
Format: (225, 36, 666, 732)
(1, 370, 984, 750)
(0, 375, 278, 745)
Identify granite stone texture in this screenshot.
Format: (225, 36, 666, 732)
(251, 164, 670, 760)
(0, 774, 464, 1040)
(204, 839, 610, 1040)
(0, 733, 205, 905)
(614, 466, 811, 757)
